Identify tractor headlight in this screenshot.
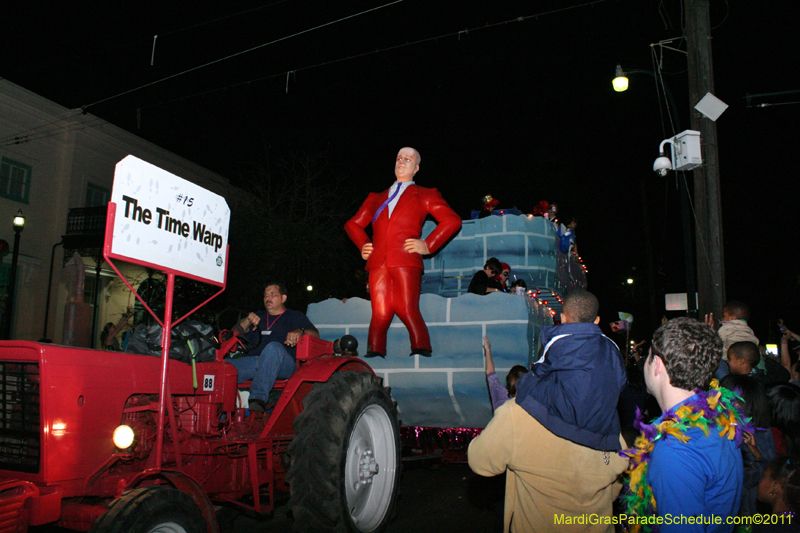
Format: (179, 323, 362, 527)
(113, 425, 135, 450)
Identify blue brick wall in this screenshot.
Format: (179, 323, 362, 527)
(421, 214, 579, 297)
(307, 291, 553, 428)
(306, 213, 584, 429)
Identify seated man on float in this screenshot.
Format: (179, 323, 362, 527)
(229, 283, 319, 412)
(468, 257, 506, 295)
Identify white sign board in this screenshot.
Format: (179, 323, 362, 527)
(665, 292, 699, 311)
(110, 155, 230, 285)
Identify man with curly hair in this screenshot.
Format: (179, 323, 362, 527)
(643, 317, 743, 531)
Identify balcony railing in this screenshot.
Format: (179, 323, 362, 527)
(65, 206, 106, 235)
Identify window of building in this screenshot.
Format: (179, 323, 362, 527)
(85, 183, 110, 207)
(0, 158, 32, 203)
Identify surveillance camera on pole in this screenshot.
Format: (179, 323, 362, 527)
(653, 130, 702, 176)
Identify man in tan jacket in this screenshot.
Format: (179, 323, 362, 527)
(468, 291, 628, 532)
(468, 399, 627, 533)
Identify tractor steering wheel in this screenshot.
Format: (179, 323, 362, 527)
(236, 328, 261, 352)
(216, 308, 261, 357)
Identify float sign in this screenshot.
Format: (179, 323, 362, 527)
(110, 155, 230, 285)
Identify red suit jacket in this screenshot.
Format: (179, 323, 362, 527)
(345, 184, 462, 270)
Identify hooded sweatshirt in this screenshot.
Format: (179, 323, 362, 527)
(515, 322, 627, 451)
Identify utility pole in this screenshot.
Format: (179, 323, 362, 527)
(685, 0, 726, 319)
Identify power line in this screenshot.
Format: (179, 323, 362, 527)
(81, 0, 404, 112)
(1, 0, 401, 146)
(3, 0, 609, 146)
(5, 0, 296, 77)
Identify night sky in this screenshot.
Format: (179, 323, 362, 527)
(2, 1, 798, 342)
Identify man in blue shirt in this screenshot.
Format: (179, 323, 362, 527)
(643, 318, 743, 531)
(229, 283, 318, 412)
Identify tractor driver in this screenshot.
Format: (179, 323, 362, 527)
(228, 283, 319, 412)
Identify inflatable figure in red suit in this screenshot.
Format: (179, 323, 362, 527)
(345, 147, 462, 358)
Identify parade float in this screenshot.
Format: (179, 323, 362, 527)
(307, 212, 588, 459)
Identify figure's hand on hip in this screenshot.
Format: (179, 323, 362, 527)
(404, 238, 429, 255)
(361, 243, 373, 260)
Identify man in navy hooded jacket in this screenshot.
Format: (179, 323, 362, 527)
(515, 290, 627, 451)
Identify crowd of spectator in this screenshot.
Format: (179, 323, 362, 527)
(468, 296, 800, 532)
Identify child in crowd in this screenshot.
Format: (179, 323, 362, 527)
(727, 341, 790, 385)
(756, 456, 799, 531)
(712, 301, 760, 379)
(482, 336, 527, 411)
(720, 373, 776, 516)
(718, 300, 759, 355)
(778, 321, 800, 386)
(767, 383, 800, 456)
(514, 290, 627, 451)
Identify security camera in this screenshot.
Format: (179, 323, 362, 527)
(654, 131, 702, 176)
(653, 155, 672, 177)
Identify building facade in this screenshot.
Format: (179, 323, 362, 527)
(0, 79, 237, 346)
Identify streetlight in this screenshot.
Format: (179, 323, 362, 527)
(3, 210, 25, 339)
(612, 65, 681, 131)
(612, 65, 629, 92)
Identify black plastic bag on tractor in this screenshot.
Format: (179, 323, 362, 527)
(126, 320, 218, 363)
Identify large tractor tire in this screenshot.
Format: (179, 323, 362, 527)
(287, 371, 400, 533)
(90, 485, 206, 533)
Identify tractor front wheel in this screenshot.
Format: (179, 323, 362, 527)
(90, 485, 206, 533)
(287, 371, 400, 533)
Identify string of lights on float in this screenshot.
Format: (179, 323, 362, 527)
(524, 288, 566, 319)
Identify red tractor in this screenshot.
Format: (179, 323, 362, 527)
(0, 328, 401, 533)
(0, 157, 401, 533)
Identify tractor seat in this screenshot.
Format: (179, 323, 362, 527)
(233, 335, 335, 409)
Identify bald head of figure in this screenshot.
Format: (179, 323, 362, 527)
(395, 147, 421, 182)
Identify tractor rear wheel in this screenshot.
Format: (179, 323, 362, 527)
(90, 485, 206, 533)
(287, 371, 400, 533)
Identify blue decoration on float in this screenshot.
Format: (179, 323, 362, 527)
(308, 214, 587, 429)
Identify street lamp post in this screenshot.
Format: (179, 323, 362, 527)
(3, 210, 26, 339)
